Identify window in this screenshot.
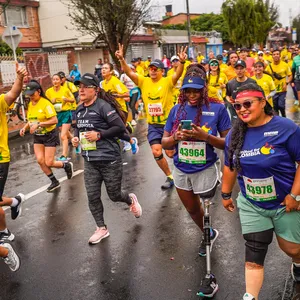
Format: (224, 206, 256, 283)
(4, 6, 28, 27)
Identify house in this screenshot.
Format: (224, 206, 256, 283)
(0, 0, 42, 50)
(160, 13, 201, 26)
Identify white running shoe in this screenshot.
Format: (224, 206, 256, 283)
(2, 243, 20, 272)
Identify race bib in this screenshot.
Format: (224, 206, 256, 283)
(54, 103, 62, 112)
(178, 141, 206, 164)
(80, 132, 97, 151)
(243, 176, 277, 202)
(148, 103, 163, 116)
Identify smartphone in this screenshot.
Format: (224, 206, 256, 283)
(181, 120, 192, 130)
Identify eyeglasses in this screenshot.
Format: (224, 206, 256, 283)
(233, 99, 259, 110)
(79, 84, 96, 89)
(149, 66, 161, 72)
(209, 62, 219, 67)
(172, 59, 179, 63)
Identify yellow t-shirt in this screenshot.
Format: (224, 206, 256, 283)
(197, 55, 205, 63)
(219, 63, 228, 72)
(27, 97, 57, 133)
(45, 86, 75, 111)
(207, 72, 228, 100)
(63, 81, 78, 110)
(0, 94, 9, 162)
(101, 76, 128, 112)
(223, 65, 250, 81)
(144, 61, 151, 76)
(281, 48, 289, 62)
(251, 74, 276, 107)
(136, 65, 145, 77)
(265, 61, 291, 92)
(167, 68, 185, 105)
(184, 61, 192, 70)
(263, 54, 273, 64)
(138, 75, 174, 125)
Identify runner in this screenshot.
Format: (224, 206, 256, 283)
(251, 61, 276, 107)
(69, 64, 81, 82)
(239, 48, 255, 77)
(100, 63, 139, 154)
(46, 74, 76, 161)
(131, 58, 144, 76)
(116, 44, 187, 189)
(207, 58, 228, 102)
(265, 49, 292, 117)
(162, 54, 171, 76)
(255, 51, 268, 68)
(20, 81, 73, 192)
(222, 82, 300, 300)
(224, 51, 240, 81)
(162, 63, 231, 258)
(197, 51, 205, 64)
(0, 63, 27, 267)
(291, 48, 300, 104)
(144, 56, 152, 77)
(71, 73, 142, 244)
(216, 54, 228, 72)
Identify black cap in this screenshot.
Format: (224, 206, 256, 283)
(234, 60, 246, 68)
(149, 59, 164, 69)
(131, 58, 139, 63)
(240, 47, 249, 52)
(201, 59, 209, 65)
(75, 73, 99, 87)
(24, 81, 41, 96)
(216, 54, 223, 60)
(58, 71, 66, 78)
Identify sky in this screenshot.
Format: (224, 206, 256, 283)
(151, 0, 300, 27)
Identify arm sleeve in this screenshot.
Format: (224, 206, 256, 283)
(99, 117, 126, 139)
(286, 127, 300, 162)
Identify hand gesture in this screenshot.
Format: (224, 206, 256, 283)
(115, 43, 124, 61)
(191, 124, 209, 140)
(222, 198, 235, 212)
(16, 62, 27, 79)
(72, 137, 79, 147)
(20, 127, 26, 137)
(281, 194, 300, 212)
(177, 46, 188, 63)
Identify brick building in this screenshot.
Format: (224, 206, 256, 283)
(160, 13, 201, 26)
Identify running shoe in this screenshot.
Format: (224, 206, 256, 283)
(47, 180, 61, 193)
(197, 274, 218, 298)
(64, 162, 74, 179)
(291, 263, 300, 282)
(58, 155, 69, 162)
(126, 122, 133, 134)
(129, 193, 142, 218)
(2, 243, 20, 272)
(0, 230, 15, 242)
(88, 227, 110, 244)
(11, 193, 24, 220)
(199, 228, 219, 257)
(75, 145, 81, 154)
(123, 141, 131, 152)
(161, 177, 174, 190)
(131, 137, 139, 155)
(131, 119, 137, 126)
(242, 293, 255, 300)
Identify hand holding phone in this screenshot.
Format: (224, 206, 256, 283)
(181, 120, 192, 130)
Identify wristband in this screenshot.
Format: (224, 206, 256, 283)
(221, 192, 232, 200)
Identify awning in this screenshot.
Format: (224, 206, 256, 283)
(161, 36, 189, 44)
(191, 37, 209, 43)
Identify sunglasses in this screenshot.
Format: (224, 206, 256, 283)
(210, 62, 218, 67)
(149, 66, 161, 72)
(233, 99, 259, 110)
(172, 59, 179, 63)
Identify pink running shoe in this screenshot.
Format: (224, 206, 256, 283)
(129, 193, 142, 218)
(88, 227, 110, 244)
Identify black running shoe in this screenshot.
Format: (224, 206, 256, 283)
(64, 162, 73, 179)
(11, 193, 24, 220)
(197, 274, 219, 298)
(47, 180, 61, 193)
(0, 230, 15, 242)
(199, 229, 219, 257)
(161, 177, 174, 190)
(292, 263, 300, 282)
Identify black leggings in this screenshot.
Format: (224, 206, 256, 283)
(84, 159, 132, 228)
(0, 162, 9, 201)
(129, 92, 139, 121)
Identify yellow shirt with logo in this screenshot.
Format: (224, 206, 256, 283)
(207, 72, 228, 100)
(27, 97, 57, 134)
(101, 76, 128, 112)
(62, 81, 78, 111)
(167, 68, 185, 105)
(251, 74, 276, 107)
(0, 94, 9, 162)
(45, 86, 75, 111)
(265, 61, 291, 92)
(137, 75, 174, 125)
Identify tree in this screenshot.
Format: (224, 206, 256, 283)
(222, 0, 278, 47)
(292, 15, 300, 43)
(0, 38, 22, 56)
(63, 0, 151, 67)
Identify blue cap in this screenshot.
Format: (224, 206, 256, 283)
(201, 59, 209, 65)
(181, 76, 206, 90)
(149, 59, 164, 69)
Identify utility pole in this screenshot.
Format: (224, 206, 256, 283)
(186, 0, 192, 58)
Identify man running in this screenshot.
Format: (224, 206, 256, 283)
(116, 44, 187, 189)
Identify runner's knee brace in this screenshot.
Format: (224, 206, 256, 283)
(244, 228, 273, 266)
(154, 154, 164, 161)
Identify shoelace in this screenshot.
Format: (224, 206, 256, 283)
(4, 253, 16, 267)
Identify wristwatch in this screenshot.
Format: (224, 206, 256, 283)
(290, 193, 300, 201)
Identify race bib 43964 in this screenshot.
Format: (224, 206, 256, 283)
(178, 141, 206, 164)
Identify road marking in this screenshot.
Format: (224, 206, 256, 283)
(4, 169, 84, 211)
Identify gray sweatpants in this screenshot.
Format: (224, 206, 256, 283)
(84, 159, 132, 227)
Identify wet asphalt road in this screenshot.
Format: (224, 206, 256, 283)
(0, 94, 299, 300)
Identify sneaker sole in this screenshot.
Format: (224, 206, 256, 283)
(129, 193, 142, 218)
(67, 162, 74, 180)
(2, 243, 21, 272)
(89, 231, 110, 245)
(0, 232, 15, 242)
(47, 184, 61, 193)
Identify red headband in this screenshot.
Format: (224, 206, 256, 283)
(236, 91, 264, 99)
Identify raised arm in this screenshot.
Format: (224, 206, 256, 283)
(115, 43, 139, 86)
(172, 46, 188, 86)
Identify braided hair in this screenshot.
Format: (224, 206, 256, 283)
(171, 64, 222, 134)
(228, 82, 274, 171)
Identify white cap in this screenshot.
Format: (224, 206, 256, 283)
(258, 51, 264, 55)
(171, 55, 179, 62)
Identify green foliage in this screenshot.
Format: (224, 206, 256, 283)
(222, 0, 279, 47)
(292, 15, 300, 43)
(0, 38, 22, 56)
(161, 24, 186, 30)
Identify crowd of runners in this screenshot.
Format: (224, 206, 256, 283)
(0, 43, 300, 300)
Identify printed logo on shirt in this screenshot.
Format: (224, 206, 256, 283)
(107, 110, 116, 117)
(264, 131, 278, 137)
(240, 143, 275, 158)
(201, 123, 212, 134)
(260, 143, 275, 155)
(77, 112, 81, 117)
(202, 112, 215, 117)
(89, 112, 97, 115)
